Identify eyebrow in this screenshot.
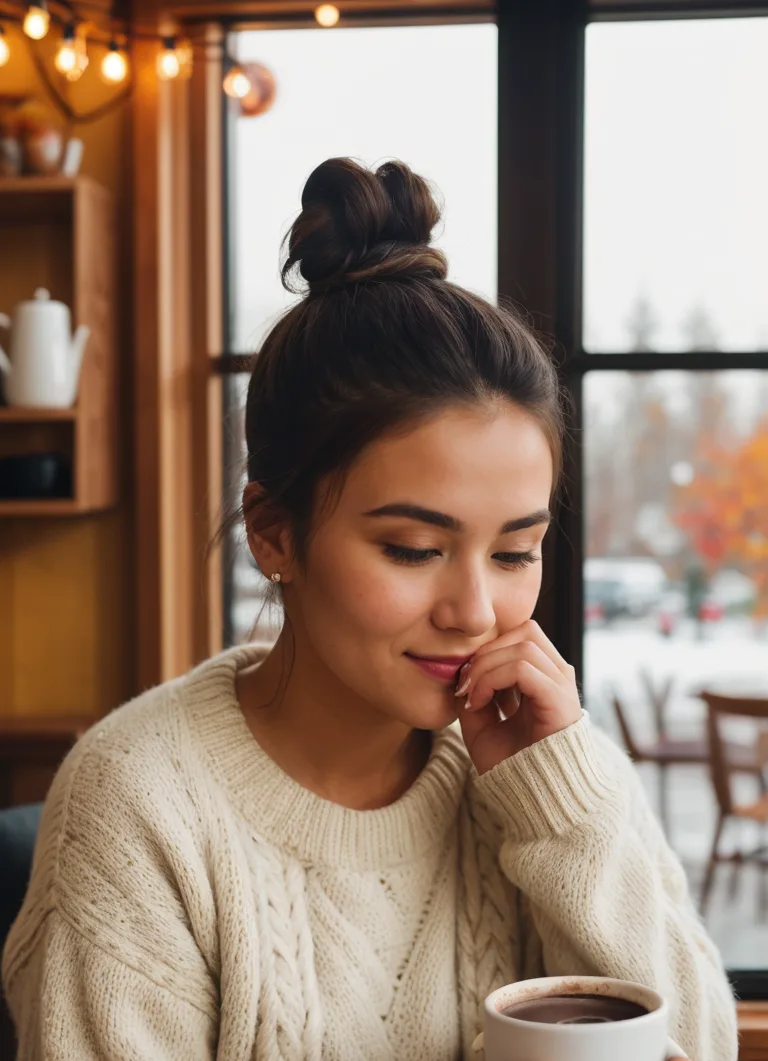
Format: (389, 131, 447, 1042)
(362, 503, 552, 535)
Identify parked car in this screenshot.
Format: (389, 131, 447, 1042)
(653, 570, 754, 635)
(585, 578, 627, 625)
(584, 557, 668, 623)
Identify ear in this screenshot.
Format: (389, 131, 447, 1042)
(242, 482, 295, 583)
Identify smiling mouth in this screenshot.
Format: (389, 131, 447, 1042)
(405, 653, 471, 685)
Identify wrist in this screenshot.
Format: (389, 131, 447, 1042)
(474, 716, 622, 841)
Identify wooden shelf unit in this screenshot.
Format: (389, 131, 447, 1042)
(0, 177, 118, 516)
(0, 406, 77, 422)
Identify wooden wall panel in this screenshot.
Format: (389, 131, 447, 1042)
(0, 26, 132, 746)
(132, 16, 225, 688)
(189, 23, 225, 663)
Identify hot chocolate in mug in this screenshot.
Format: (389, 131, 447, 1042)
(481, 975, 688, 1061)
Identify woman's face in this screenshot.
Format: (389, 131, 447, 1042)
(285, 402, 554, 731)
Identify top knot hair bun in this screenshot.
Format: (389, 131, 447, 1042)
(282, 157, 449, 294)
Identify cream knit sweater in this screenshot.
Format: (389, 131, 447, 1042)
(3, 645, 737, 1061)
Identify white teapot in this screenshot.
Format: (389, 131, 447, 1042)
(0, 288, 89, 408)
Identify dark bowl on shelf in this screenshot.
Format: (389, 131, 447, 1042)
(0, 453, 72, 499)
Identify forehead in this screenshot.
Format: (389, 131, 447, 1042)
(342, 403, 554, 514)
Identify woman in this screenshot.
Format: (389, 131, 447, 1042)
(4, 158, 736, 1061)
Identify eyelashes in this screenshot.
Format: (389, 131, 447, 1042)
(383, 545, 441, 565)
(382, 544, 540, 570)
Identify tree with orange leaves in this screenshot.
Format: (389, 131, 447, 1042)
(674, 417, 768, 618)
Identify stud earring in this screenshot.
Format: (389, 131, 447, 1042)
(269, 572, 282, 583)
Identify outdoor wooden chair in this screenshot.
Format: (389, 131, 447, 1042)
(610, 683, 761, 839)
(698, 692, 768, 918)
(639, 666, 675, 741)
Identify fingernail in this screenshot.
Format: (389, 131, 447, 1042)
(463, 696, 472, 711)
(455, 674, 471, 697)
(455, 664, 471, 697)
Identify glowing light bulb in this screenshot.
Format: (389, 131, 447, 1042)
(101, 41, 128, 84)
(0, 27, 9, 68)
(314, 4, 340, 27)
(157, 38, 180, 81)
(223, 64, 251, 99)
(55, 25, 78, 76)
(23, 3, 49, 40)
(67, 32, 89, 82)
(175, 38, 193, 79)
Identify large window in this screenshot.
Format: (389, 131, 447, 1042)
(582, 19, 768, 974)
(583, 19, 768, 354)
(219, 6, 768, 995)
(222, 22, 498, 645)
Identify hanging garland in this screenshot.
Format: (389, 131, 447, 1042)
(0, 1, 339, 123)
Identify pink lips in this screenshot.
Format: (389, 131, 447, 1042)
(406, 654, 471, 685)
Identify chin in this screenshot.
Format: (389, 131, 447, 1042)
(400, 695, 459, 732)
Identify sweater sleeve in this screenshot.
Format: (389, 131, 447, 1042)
(5, 911, 216, 1061)
(2, 725, 221, 1061)
(474, 718, 739, 1061)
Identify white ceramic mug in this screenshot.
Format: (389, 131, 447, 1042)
(483, 975, 687, 1061)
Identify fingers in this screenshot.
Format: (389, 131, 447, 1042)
(472, 619, 572, 678)
(457, 698, 502, 759)
(470, 658, 561, 714)
(458, 640, 563, 712)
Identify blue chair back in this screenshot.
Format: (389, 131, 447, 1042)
(0, 803, 43, 947)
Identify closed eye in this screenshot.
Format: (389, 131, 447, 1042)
(494, 552, 540, 570)
(383, 545, 540, 570)
(383, 545, 440, 565)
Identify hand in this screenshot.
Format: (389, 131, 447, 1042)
(455, 620, 583, 775)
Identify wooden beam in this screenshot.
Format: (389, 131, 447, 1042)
(133, 36, 163, 690)
(133, 33, 196, 687)
(136, 0, 494, 21)
(132, 11, 227, 686)
(189, 22, 224, 663)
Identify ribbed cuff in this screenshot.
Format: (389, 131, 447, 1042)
(474, 718, 623, 841)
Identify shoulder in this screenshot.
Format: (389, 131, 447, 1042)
(47, 644, 260, 837)
(4, 668, 237, 1011)
(27, 647, 263, 916)
(49, 672, 194, 836)
(25, 674, 201, 918)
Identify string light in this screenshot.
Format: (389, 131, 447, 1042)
(314, 4, 340, 27)
(1, 7, 278, 111)
(156, 36, 180, 81)
(175, 38, 193, 79)
(223, 63, 252, 99)
(69, 27, 89, 81)
(54, 22, 77, 76)
(101, 39, 128, 84)
(23, 2, 50, 40)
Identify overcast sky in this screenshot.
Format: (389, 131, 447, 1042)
(232, 24, 497, 351)
(233, 18, 767, 358)
(583, 17, 768, 353)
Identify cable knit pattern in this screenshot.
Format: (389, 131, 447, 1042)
(3, 645, 738, 1061)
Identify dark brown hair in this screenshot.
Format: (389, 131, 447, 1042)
(241, 157, 565, 585)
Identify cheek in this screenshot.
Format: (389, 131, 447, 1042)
(495, 566, 544, 630)
(301, 542, 430, 639)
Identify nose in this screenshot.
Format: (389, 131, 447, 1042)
(430, 564, 496, 639)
